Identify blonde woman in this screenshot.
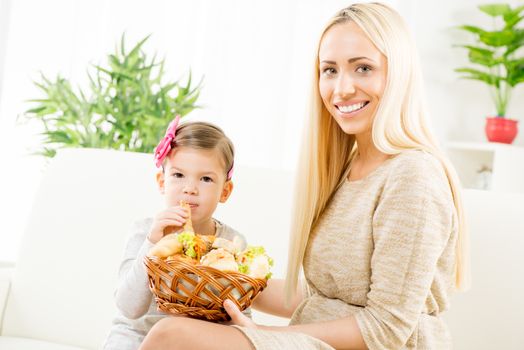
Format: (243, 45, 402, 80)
(139, 3, 469, 349)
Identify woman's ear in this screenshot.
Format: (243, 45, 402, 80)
(219, 181, 234, 203)
(156, 170, 165, 194)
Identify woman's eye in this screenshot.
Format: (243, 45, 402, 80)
(172, 172, 184, 178)
(201, 176, 213, 183)
(321, 67, 337, 76)
(356, 65, 372, 73)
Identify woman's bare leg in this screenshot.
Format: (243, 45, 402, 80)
(139, 317, 255, 350)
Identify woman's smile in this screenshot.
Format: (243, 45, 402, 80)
(335, 100, 370, 117)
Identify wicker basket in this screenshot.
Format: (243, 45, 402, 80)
(144, 255, 267, 322)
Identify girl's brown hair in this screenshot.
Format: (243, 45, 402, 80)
(166, 121, 234, 180)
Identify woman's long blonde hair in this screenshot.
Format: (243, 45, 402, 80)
(285, 2, 470, 301)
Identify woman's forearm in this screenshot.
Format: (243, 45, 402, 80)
(260, 316, 367, 350)
(252, 279, 304, 318)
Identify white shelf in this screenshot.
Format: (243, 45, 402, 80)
(446, 141, 518, 152)
(445, 141, 524, 193)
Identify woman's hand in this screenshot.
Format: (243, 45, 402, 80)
(223, 299, 258, 329)
(147, 206, 188, 243)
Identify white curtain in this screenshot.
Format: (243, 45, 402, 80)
(0, 0, 402, 260)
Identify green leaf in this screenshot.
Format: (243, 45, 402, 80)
(460, 45, 499, 67)
(455, 67, 502, 87)
(479, 4, 511, 17)
(39, 147, 57, 158)
(504, 4, 524, 26)
(504, 29, 524, 56)
(127, 34, 151, 60)
(120, 32, 126, 56)
(43, 130, 73, 144)
(25, 106, 47, 114)
(504, 13, 524, 29)
(457, 25, 485, 36)
(479, 29, 516, 47)
(506, 58, 524, 86)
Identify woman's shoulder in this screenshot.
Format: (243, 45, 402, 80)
(386, 149, 450, 192)
(391, 149, 442, 167)
(389, 149, 446, 178)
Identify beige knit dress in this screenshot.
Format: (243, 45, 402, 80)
(236, 150, 458, 350)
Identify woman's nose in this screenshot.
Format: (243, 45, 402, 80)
(334, 73, 356, 98)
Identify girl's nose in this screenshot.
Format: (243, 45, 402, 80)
(334, 73, 356, 98)
(183, 183, 198, 195)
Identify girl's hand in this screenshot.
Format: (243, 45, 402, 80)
(147, 206, 188, 243)
(223, 299, 258, 329)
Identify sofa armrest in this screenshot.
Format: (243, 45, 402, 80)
(0, 261, 15, 332)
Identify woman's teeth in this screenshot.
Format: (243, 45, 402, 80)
(338, 102, 366, 113)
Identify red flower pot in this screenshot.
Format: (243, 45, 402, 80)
(485, 117, 518, 144)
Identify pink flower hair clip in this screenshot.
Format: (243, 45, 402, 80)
(154, 115, 181, 168)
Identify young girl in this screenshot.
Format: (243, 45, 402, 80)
(103, 116, 246, 350)
(139, 3, 469, 350)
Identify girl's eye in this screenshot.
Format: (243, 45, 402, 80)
(321, 67, 337, 76)
(172, 172, 184, 178)
(356, 65, 372, 73)
(201, 176, 213, 183)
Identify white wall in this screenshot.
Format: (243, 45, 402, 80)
(0, 0, 523, 261)
(0, 0, 11, 100)
(412, 0, 524, 143)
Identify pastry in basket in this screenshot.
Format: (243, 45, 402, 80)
(148, 233, 183, 258)
(148, 201, 212, 261)
(236, 246, 274, 279)
(200, 248, 239, 272)
(212, 236, 243, 254)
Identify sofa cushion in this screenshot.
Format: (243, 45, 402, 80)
(0, 336, 86, 350)
(444, 189, 524, 348)
(1, 149, 162, 349)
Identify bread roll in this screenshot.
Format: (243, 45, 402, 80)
(212, 236, 242, 254)
(200, 248, 238, 272)
(207, 259, 239, 272)
(148, 233, 183, 258)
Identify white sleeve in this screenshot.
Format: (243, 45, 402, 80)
(114, 219, 156, 319)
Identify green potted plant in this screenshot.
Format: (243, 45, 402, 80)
(455, 3, 524, 144)
(22, 34, 202, 157)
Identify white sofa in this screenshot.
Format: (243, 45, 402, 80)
(0, 148, 522, 349)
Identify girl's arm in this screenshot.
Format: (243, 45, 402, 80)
(116, 208, 188, 319)
(114, 220, 155, 319)
(251, 278, 305, 318)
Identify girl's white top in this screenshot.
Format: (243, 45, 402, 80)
(102, 218, 247, 350)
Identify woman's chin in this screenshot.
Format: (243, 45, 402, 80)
(334, 121, 371, 136)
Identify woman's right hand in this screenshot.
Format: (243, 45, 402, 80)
(147, 206, 189, 243)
